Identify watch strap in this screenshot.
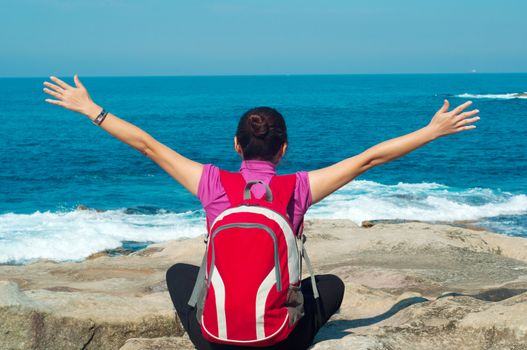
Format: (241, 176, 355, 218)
(93, 109, 108, 126)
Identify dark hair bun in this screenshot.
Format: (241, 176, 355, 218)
(235, 106, 287, 161)
(248, 114, 269, 138)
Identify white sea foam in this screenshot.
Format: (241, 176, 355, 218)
(456, 92, 527, 100)
(306, 180, 527, 225)
(1, 180, 526, 264)
(0, 208, 206, 264)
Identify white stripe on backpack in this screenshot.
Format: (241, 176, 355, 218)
(210, 268, 227, 339)
(255, 267, 276, 339)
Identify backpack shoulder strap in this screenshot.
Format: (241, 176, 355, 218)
(219, 169, 246, 206)
(268, 173, 296, 213)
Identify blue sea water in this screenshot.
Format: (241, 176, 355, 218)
(1, 74, 526, 264)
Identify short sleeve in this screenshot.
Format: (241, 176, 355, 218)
(292, 171, 312, 231)
(197, 163, 223, 209)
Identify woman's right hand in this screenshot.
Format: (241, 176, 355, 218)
(43, 74, 102, 120)
(426, 99, 480, 139)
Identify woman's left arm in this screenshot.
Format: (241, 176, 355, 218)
(43, 75, 203, 196)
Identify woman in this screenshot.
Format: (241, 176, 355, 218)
(43, 75, 479, 349)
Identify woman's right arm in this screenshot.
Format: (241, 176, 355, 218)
(43, 75, 203, 196)
(308, 100, 480, 205)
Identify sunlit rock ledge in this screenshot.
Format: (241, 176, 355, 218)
(1, 219, 527, 349)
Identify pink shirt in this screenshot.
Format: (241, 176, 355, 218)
(197, 159, 312, 235)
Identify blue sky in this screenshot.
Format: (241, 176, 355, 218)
(1, 0, 526, 77)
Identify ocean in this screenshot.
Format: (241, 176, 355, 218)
(1, 74, 526, 264)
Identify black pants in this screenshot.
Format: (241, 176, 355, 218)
(166, 263, 345, 350)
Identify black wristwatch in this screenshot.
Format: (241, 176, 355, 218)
(93, 109, 109, 126)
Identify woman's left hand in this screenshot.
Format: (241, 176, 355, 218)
(426, 99, 480, 139)
(43, 74, 102, 118)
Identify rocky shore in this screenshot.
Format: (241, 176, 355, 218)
(1, 219, 527, 349)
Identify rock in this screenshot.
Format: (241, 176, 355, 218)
(119, 335, 193, 350)
(351, 292, 527, 349)
(310, 334, 389, 350)
(0, 280, 43, 308)
(1, 219, 526, 349)
(310, 335, 386, 349)
(360, 220, 375, 228)
(86, 251, 110, 260)
(0, 283, 181, 349)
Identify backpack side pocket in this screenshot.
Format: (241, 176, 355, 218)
(285, 284, 304, 326)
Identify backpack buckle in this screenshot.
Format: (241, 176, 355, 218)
(243, 180, 273, 202)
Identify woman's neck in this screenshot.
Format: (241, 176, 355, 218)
(239, 159, 277, 174)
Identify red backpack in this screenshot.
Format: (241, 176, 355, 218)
(188, 169, 319, 346)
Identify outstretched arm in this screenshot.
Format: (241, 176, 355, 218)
(308, 100, 480, 204)
(43, 75, 203, 196)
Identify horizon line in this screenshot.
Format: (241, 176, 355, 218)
(2, 71, 527, 79)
